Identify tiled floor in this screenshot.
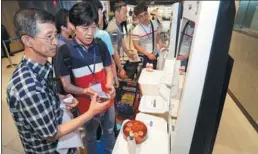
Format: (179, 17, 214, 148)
(2, 52, 258, 154)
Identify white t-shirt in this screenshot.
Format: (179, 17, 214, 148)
(131, 20, 160, 54)
(180, 22, 195, 56)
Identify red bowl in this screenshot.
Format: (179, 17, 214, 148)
(122, 120, 148, 144)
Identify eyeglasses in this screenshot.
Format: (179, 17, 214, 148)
(33, 35, 57, 43)
(137, 12, 148, 19)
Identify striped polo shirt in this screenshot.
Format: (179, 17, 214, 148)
(131, 20, 160, 55)
(57, 36, 112, 114)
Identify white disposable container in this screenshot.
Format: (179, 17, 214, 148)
(127, 136, 136, 154)
(139, 95, 168, 114)
(138, 69, 163, 96)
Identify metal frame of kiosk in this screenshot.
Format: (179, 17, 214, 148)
(167, 2, 183, 59)
(169, 1, 235, 154)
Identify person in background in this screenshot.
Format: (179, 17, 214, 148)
(55, 8, 73, 45)
(151, 8, 162, 30)
(57, 2, 116, 154)
(108, 11, 114, 22)
(129, 9, 133, 17)
(92, 0, 119, 142)
(93, 1, 119, 88)
(7, 8, 109, 154)
(120, 17, 128, 34)
(106, 0, 136, 78)
(54, 8, 74, 83)
(103, 10, 109, 30)
(2, 24, 14, 57)
(177, 21, 195, 72)
(132, 3, 167, 69)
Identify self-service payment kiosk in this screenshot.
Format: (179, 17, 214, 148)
(112, 1, 235, 154)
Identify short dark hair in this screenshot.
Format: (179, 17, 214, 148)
(69, 2, 98, 27)
(13, 8, 55, 38)
(134, 3, 148, 16)
(92, 0, 103, 10)
(112, 0, 126, 12)
(55, 8, 69, 34)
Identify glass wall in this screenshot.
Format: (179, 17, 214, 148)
(234, 0, 258, 31)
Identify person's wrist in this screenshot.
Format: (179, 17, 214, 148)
(84, 109, 94, 119)
(83, 88, 88, 94)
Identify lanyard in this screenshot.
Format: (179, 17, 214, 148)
(140, 22, 152, 40)
(75, 45, 96, 80)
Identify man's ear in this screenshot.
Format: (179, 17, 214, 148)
(70, 23, 75, 31)
(62, 25, 69, 31)
(21, 35, 33, 47)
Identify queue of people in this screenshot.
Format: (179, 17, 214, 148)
(6, 1, 191, 154)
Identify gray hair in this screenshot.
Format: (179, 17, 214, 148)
(13, 8, 55, 38)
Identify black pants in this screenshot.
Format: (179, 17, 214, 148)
(143, 54, 158, 69)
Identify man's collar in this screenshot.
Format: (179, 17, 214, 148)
(23, 56, 52, 79)
(140, 21, 151, 27)
(57, 34, 67, 41)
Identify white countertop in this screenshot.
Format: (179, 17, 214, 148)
(112, 113, 169, 154)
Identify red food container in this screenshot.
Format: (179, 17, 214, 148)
(122, 120, 148, 144)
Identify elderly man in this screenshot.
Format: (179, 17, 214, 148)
(7, 8, 109, 154)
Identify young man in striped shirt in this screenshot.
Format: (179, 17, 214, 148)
(57, 2, 116, 154)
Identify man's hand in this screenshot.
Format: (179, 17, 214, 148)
(177, 55, 187, 61)
(83, 87, 97, 96)
(88, 94, 110, 115)
(118, 68, 127, 78)
(58, 94, 79, 111)
(147, 53, 156, 60)
(106, 84, 116, 99)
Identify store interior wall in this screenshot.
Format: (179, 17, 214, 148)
(2, 1, 24, 53)
(228, 31, 258, 126)
(228, 0, 258, 131)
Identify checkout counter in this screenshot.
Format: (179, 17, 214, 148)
(112, 1, 235, 154)
(113, 58, 182, 154)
